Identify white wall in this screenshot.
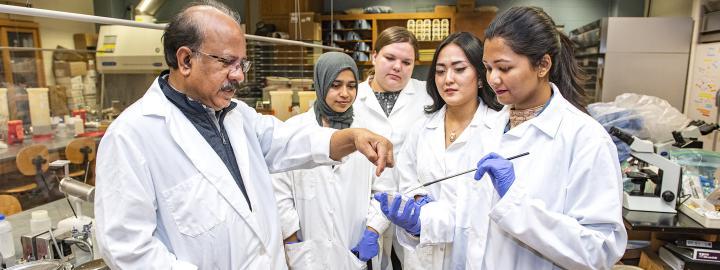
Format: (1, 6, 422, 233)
(6, 0, 96, 86)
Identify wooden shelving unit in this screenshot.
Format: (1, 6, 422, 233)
(321, 11, 456, 54)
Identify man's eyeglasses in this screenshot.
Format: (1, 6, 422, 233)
(194, 50, 252, 74)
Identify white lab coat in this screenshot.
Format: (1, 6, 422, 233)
(398, 83, 628, 270)
(353, 78, 432, 192)
(395, 100, 500, 270)
(94, 78, 339, 270)
(272, 110, 387, 270)
(353, 78, 432, 270)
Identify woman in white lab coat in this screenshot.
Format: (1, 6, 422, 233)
(273, 52, 387, 270)
(352, 25, 433, 270)
(385, 7, 628, 270)
(374, 32, 503, 269)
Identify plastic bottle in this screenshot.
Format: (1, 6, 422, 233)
(29, 210, 52, 235)
(0, 214, 16, 265)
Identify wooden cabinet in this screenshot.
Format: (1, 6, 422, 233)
(321, 11, 458, 65)
(0, 19, 45, 88)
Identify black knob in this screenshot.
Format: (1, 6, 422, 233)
(662, 191, 675, 202)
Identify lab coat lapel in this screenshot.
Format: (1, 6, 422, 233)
(423, 108, 447, 176)
(389, 82, 416, 115)
(161, 97, 271, 250)
(358, 80, 389, 119)
(164, 106, 253, 215)
(222, 111, 271, 250)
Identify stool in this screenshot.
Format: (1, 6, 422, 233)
(65, 138, 96, 183)
(0, 194, 22, 215)
(13, 145, 50, 198)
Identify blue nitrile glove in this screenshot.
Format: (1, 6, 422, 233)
(351, 229, 380, 261)
(415, 195, 433, 207)
(374, 192, 423, 236)
(474, 152, 516, 197)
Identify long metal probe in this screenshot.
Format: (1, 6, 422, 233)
(405, 152, 530, 194)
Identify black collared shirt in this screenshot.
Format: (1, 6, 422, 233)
(158, 70, 252, 210)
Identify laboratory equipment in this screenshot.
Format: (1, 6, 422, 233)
(7, 120, 23, 145)
(610, 127, 682, 213)
(405, 152, 530, 194)
(655, 120, 720, 157)
(73, 259, 108, 270)
(18, 161, 97, 266)
(26, 88, 52, 138)
(1, 214, 15, 267)
(671, 149, 720, 227)
(4, 260, 68, 270)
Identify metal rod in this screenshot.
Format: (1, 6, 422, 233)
(405, 152, 530, 193)
(0, 4, 164, 29)
(0, 46, 105, 53)
(0, 4, 343, 52)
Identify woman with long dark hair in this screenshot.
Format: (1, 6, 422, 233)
(471, 6, 626, 269)
(374, 31, 502, 269)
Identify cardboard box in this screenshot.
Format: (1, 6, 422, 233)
(70, 61, 88, 76)
(74, 33, 98, 50)
(49, 85, 69, 116)
(53, 61, 70, 78)
(54, 61, 88, 77)
(289, 12, 321, 41)
(55, 76, 71, 86)
(52, 46, 86, 62)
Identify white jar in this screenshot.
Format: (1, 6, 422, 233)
(0, 214, 15, 262)
(30, 210, 52, 235)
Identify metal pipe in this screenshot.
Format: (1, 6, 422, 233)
(0, 46, 105, 53)
(135, 0, 166, 16)
(0, 4, 343, 52)
(0, 4, 164, 29)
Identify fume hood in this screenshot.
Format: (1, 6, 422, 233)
(95, 25, 166, 74)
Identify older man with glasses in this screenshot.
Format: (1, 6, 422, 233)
(93, 1, 394, 269)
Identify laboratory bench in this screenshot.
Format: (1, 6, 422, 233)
(623, 209, 720, 269)
(4, 198, 94, 260)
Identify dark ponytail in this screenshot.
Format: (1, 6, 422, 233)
(484, 6, 588, 113)
(554, 33, 588, 112)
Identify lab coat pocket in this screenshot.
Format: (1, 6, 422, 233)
(285, 240, 319, 270)
(345, 250, 368, 270)
(161, 173, 224, 237)
(294, 171, 319, 200)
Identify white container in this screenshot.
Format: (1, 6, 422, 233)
(0, 88, 9, 120)
(0, 214, 15, 262)
(269, 90, 293, 121)
(297, 91, 317, 113)
(26, 88, 52, 135)
(72, 116, 84, 135)
(30, 210, 52, 235)
(55, 123, 68, 138)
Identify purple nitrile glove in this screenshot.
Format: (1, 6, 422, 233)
(351, 229, 380, 261)
(374, 192, 423, 236)
(474, 152, 516, 197)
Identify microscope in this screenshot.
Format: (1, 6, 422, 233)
(655, 120, 719, 157)
(610, 127, 682, 213)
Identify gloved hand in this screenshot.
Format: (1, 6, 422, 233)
(414, 195, 433, 206)
(474, 152, 516, 197)
(374, 192, 423, 236)
(351, 228, 380, 261)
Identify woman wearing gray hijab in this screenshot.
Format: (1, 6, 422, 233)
(272, 52, 387, 269)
